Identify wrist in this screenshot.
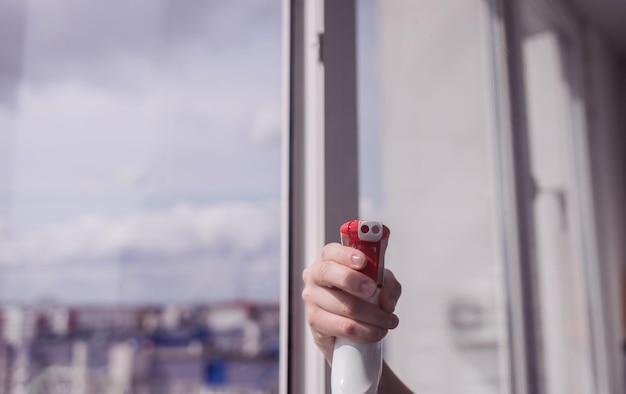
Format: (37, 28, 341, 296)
(378, 361, 413, 394)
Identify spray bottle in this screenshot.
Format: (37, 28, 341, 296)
(331, 220, 390, 394)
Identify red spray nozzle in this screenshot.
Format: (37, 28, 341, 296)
(340, 220, 390, 286)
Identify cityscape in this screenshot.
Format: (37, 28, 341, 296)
(0, 301, 279, 394)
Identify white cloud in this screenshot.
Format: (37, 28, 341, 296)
(0, 202, 279, 266)
(9, 45, 282, 232)
(18, 0, 281, 87)
(0, 202, 281, 303)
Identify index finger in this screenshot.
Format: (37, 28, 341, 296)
(304, 261, 377, 299)
(319, 243, 367, 270)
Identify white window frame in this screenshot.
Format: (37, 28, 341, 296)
(280, 1, 359, 393)
(486, 1, 537, 392)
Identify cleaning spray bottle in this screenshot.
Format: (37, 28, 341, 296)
(331, 220, 390, 394)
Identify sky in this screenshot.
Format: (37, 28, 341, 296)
(0, 0, 283, 304)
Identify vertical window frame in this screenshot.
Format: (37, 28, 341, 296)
(487, 0, 542, 393)
(281, 1, 359, 393)
(507, 0, 614, 393)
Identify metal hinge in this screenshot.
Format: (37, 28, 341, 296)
(317, 32, 324, 64)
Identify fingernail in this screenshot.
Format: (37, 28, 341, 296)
(360, 281, 376, 296)
(390, 314, 399, 328)
(351, 254, 365, 268)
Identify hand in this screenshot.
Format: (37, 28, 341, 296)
(302, 243, 402, 364)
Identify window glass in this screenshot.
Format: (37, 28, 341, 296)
(0, 1, 282, 392)
(357, 1, 510, 392)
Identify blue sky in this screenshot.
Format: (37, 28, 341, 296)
(0, 0, 283, 304)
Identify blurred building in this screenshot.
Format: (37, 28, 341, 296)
(0, 302, 279, 394)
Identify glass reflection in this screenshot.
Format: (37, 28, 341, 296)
(357, 1, 510, 393)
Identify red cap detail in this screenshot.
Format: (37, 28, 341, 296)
(340, 220, 390, 283)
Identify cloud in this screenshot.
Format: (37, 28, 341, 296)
(0, 1, 284, 303)
(8, 30, 282, 231)
(0, 202, 279, 266)
(0, 202, 281, 303)
(0, 1, 26, 108)
(17, 0, 281, 87)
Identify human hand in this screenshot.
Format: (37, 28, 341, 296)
(301, 243, 402, 364)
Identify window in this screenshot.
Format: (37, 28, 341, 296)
(0, 1, 282, 392)
(286, 0, 624, 393)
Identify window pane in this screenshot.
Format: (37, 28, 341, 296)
(0, 1, 282, 392)
(358, 1, 510, 392)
